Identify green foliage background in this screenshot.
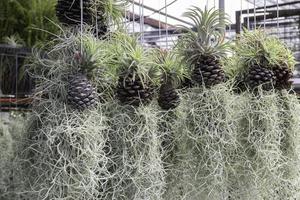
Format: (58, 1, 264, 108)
(0, 0, 59, 47)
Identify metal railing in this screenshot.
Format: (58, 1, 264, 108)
(0, 45, 33, 111)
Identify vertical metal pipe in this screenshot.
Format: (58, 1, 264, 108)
(236, 11, 241, 34)
(219, 0, 225, 11)
(219, 0, 225, 32)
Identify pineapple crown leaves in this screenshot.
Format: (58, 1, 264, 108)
(152, 48, 188, 87)
(235, 29, 296, 71)
(177, 6, 230, 65)
(89, 0, 128, 25)
(72, 33, 121, 92)
(32, 30, 118, 92)
(111, 32, 161, 86)
(222, 55, 244, 79)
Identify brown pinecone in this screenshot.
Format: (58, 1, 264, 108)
(116, 73, 154, 106)
(273, 65, 293, 90)
(245, 65, 276, 91)
(192, 56, 225, 87)
(158, 83, 180, 110)
(67, 73, 98, 110)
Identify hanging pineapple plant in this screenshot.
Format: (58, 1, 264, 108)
(153, 49, 186, 110)
(32, 31, 115, 110)
(13, 31, 117, 199)
(67, 50, 98, 110)
(231, 29, 295, 91)
(65, 34, 116, 110)
(177, 7, 230, 88)
(56, 0, 127, 36)
(112, 32, 161, 106)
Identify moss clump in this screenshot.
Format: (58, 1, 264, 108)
(229, 90, 283, 199)
(0, 122, 14, 198)
(164, 83, 238, 199)
(0, 113, 26, 200)
(103, 102, 166, 199)
(14, 101, 109, 199)
(164, 84, 300, 199)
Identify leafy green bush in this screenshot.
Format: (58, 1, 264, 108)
(0, 0, 59, 47)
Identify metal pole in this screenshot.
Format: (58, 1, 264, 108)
(219, 0, 225, 11)
(219, 0, 225, 32)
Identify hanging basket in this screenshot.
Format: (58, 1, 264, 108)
(0, 44, 34, 97)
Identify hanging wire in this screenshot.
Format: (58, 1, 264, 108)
(132, 0, 135, 33)
(80, 0, 83, 54)
(139, 0, 142, 37)
(214, 0, 216, 8)
(124, 4, 128, 33)
(159, 0, 161, 47)
(15, 54, 18, 109)
(141, 0, 144, 43)
(247, 0, 250, 29)
(165, 0, 168, 49)
(263, 0, 266, 30)
(95, 4, 99, 39)
(277, 0, 279, 34)
(206, 0, 209, 9)
(254, 0, 256, 29)
(240, 0, 243, 33)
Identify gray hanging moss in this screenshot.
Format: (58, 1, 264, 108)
(14, 101, 109, 200)
(103, 102, 166, 199)
(164, 84, 238, 200)
(0, 113, 26, 200)
(164, 85, 300, 200)
(229, 90, 284, 199)
(0, 122, 14, 198)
